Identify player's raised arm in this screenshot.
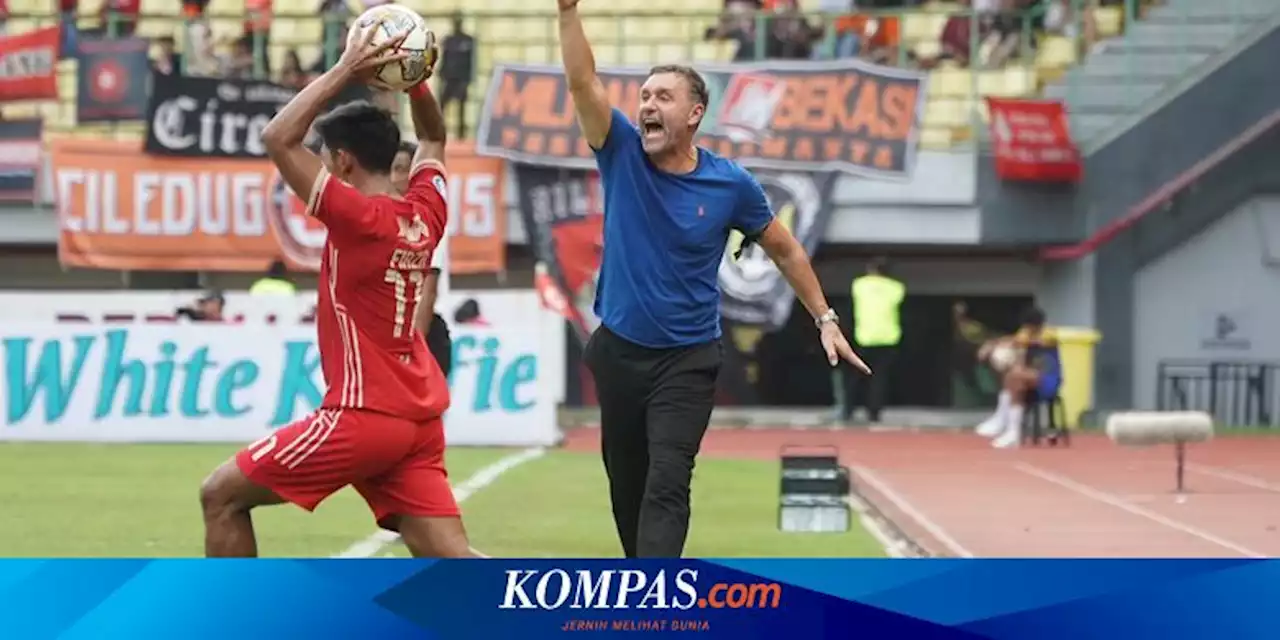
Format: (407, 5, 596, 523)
(557, 0, 612, 149)
(406, 78, 447, 167)
(261, 25, 407, 204)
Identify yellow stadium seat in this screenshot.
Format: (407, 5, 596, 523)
(692, 41, 727, 62)
(1095, 6, 1124, 38)
(623, 43, 655, 65)
(929, 68, 972, 99)
(903, 12, 947, 42)
(1036, 35, 1077, 70)
(913, 39, 942, 60)
(923, 98, 972, 129)
(919, 126, 954, 149)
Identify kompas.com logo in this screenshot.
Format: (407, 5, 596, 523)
(498, 568, 782, 611)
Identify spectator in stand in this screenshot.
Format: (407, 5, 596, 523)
(278, 49, 307, 89)
(981, 0, 1022, 68)
(918, 0, 985, 68)
(317, 0, 352, 70)
(704, 5, 757, 62)
(176, 291, 226, 323)
(183, 0, 210, 17)
(439, 13, 475, 139)
(767, 8, 821, 60)
(221, 35, 256, 79)
(58, 0, 79, 57)
(183, 20, 221, 76)
(101, 0, 139, 37)
(245, 0, 272, 76)
(180, 0, 221, 76)
(0, 0, 8, 36)
(153, 35, 182, 75)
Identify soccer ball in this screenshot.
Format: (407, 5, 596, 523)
(348, 5, 437, 92)
(987, 342, 1021, 372)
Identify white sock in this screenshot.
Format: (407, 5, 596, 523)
(977, 391, 1012, 436)
(1008, 405, 1024, 430)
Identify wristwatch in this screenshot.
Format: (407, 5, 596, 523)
(815, 308, 839, 327)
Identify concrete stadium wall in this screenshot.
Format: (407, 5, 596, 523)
(1133, 196, 1280, 409)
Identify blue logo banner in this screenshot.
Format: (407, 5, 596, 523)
(0, 559, 1275, 639)
(75, 37, 151, 123)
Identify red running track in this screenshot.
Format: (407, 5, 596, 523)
(561, 427, 1280, 558)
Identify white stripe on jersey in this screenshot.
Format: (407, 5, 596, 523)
(328, 245, 365, 408)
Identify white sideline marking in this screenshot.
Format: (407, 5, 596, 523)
(845, 495, 905, 558)
(1014, 462, 1266, 558)
(334, 447, 546, 558)
(1188, 464, 1280, 494)
(850, 465, 974, 558)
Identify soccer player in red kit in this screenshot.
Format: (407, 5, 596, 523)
(199, 27, 476, 558)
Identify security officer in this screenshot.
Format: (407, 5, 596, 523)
(843, 257, 904, 424)
(250, 260, 296, 296)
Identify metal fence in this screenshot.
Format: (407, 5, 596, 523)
(1156, 360, 1280, 428)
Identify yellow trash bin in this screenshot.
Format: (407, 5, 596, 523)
(1052, 327, 1102, 428)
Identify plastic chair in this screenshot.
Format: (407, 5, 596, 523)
(1021, 344, 1070, 447)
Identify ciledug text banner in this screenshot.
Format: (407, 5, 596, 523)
(0, 559, 1275, 638)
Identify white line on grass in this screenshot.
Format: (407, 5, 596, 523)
(850, 465, 974, 558)
(1014, 462, 1266, 558)
(334, 446, 546, 558)
(845, 495, 905, 558)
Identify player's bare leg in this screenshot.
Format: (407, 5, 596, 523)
(200, 460, 286, 557)
(993, 365, 1040, 449)
(387, 514, 482, 558)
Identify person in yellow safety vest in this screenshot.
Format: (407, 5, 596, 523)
(841, 257, 904, 424)
(250, 260, 296, 296)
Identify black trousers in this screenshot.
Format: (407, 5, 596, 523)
(842, 345, 896, 422)
(425, 313, 452, 377)
(584, 325, 721, 558)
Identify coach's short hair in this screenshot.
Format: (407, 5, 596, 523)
(648, 64, 709, 110)
(313, 100, 401, 175)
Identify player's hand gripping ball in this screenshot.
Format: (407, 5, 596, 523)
(347, 5, 438, 92)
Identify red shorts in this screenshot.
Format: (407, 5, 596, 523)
(235, 408, 458, 527)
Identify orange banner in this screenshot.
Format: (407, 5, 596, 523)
(53, 138, 507, 274)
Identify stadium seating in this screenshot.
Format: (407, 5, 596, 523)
(2, 0, 1139, 150)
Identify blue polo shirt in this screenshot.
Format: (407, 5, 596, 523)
(592, 108, 774, 348)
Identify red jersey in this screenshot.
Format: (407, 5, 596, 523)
(305, 158, 450, 421)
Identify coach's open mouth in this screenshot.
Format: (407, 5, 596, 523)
(641, 119, 664, 141)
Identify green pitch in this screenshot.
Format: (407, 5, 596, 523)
(0, 443, 885, 558)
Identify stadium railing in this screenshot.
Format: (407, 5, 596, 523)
(1156, 360, 1280, 429)
(4, 2, 1148, 154)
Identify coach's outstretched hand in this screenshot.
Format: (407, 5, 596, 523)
(821, 323, 872, 375)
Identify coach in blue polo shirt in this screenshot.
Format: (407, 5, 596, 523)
(557, 0, 871, 558)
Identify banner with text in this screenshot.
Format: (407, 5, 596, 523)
(75, 37, 151, 123)
(479, 60, 927, 178)
(515, 164, 835, 336)
(143, 72, 371, 158)
(0, 292, 562, 446)
(53, 138, 507, 273)
(0, 27, 60, 102)
(986, 97, 1082, 183)
(0, 119, 43, 204)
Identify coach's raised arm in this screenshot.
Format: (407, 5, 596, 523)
(557, 0, 612, 150)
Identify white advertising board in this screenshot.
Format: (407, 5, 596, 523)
(0, 290, 564, 446)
